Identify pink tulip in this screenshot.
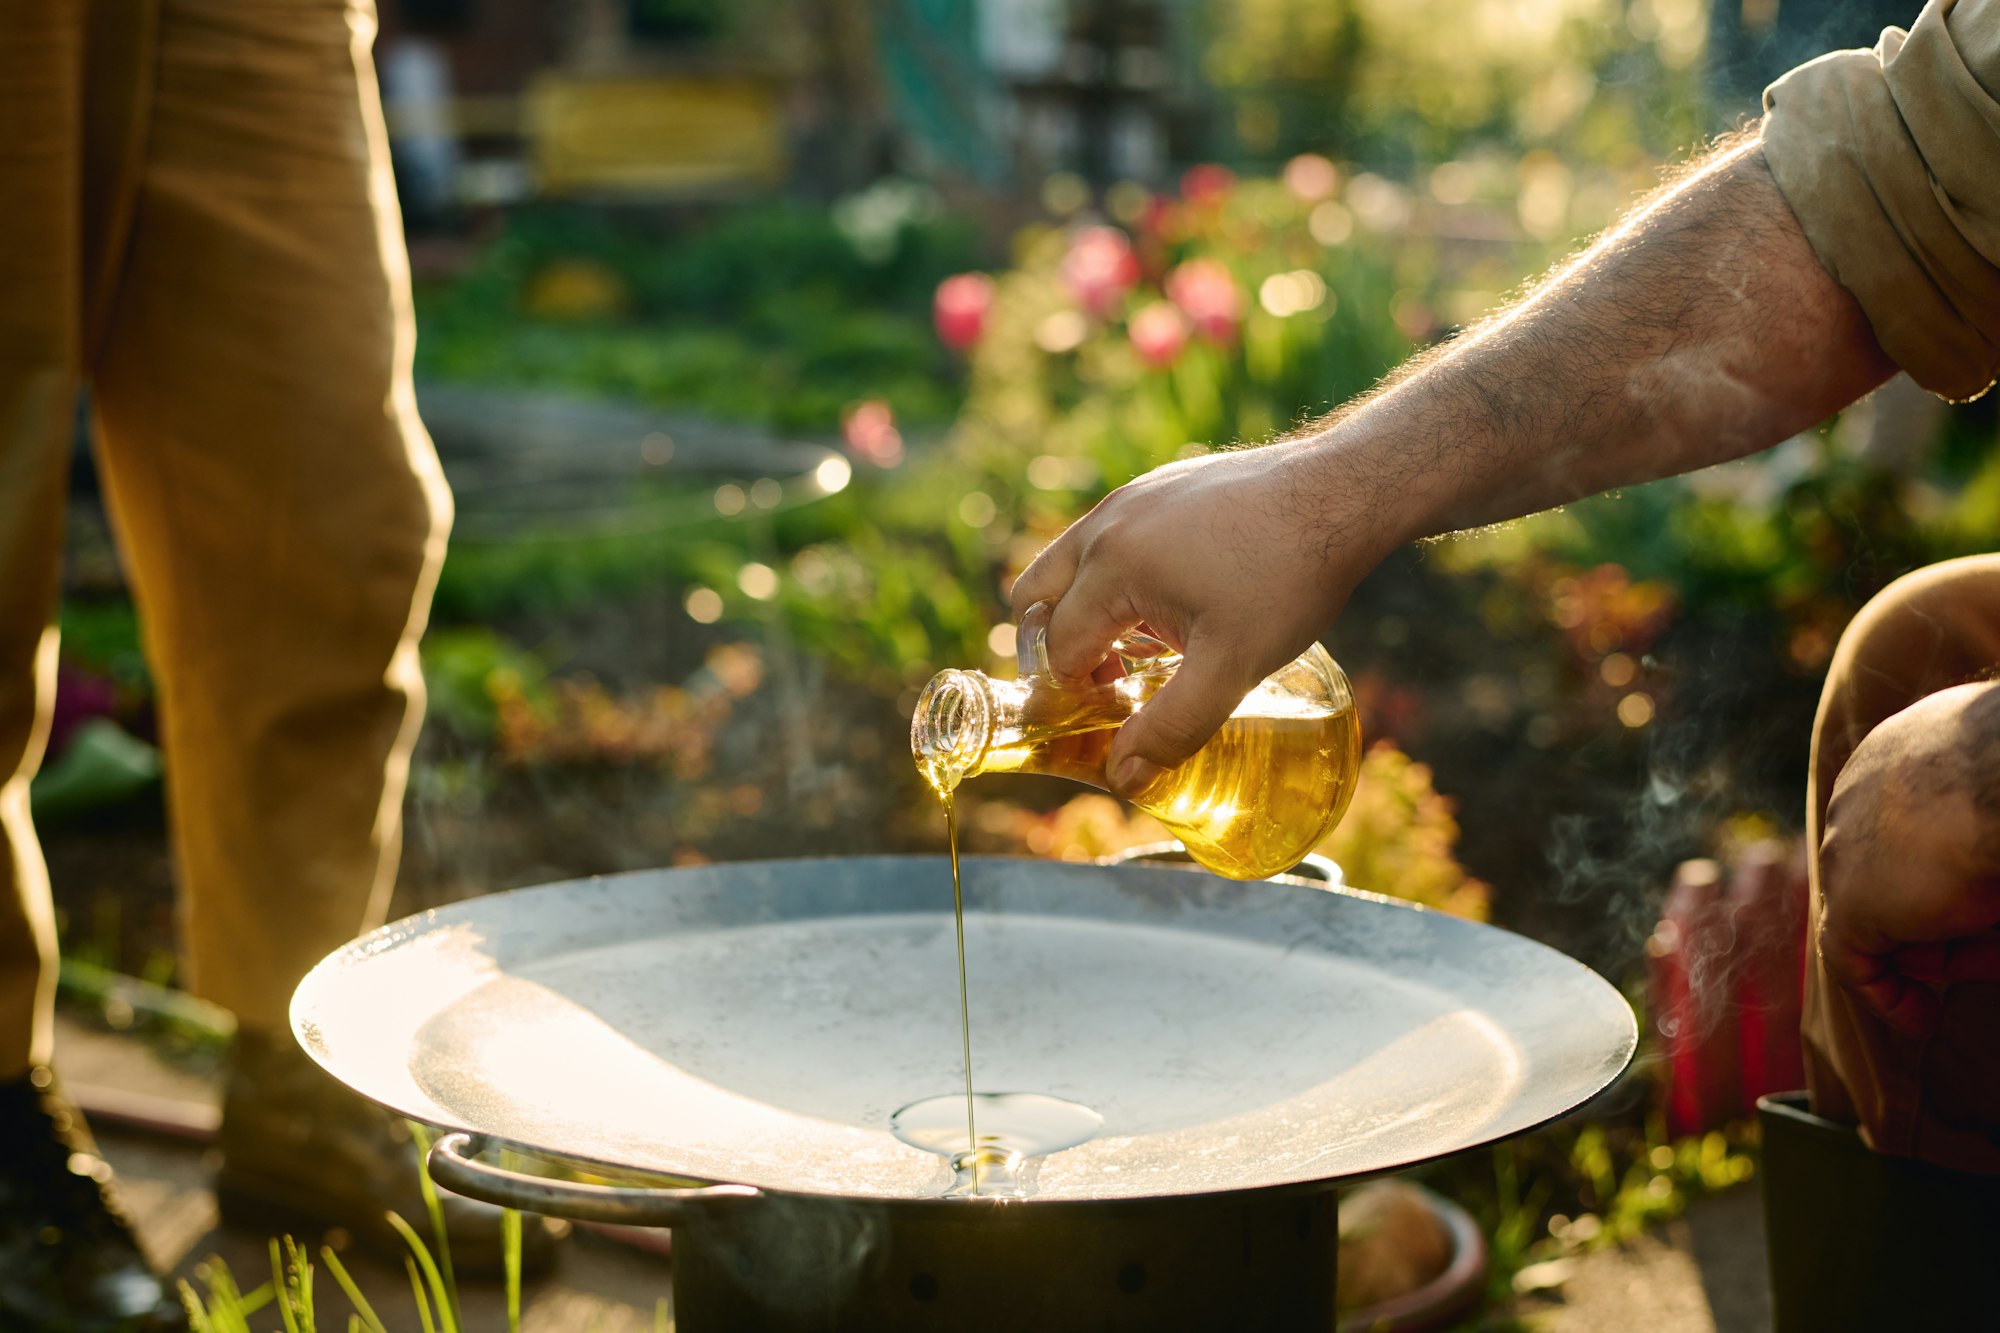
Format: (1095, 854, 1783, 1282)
(1180, 163, 1236, 207)
(1165, 258, 1243, 343)
(933, 272, 994, 352)
(842, 399, 904, 468)
(1128, 301, 1191, 368)
(1060, 226, 1140, 317)
(1139, 194, 1178, 241)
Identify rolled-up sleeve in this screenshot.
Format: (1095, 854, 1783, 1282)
(1762, 0, 2000, 401)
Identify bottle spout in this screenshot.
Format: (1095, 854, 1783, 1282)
(911, 670, 994, 795)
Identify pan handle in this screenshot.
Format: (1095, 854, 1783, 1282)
(1100, 841, 1346, 887)
(427, 1132, 761, 1226)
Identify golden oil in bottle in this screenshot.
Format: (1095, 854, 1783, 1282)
(914, 625, 1362, 881)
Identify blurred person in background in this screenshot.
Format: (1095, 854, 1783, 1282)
(1018, 0, 2000, 1172)
(0, 3, 556, 1327)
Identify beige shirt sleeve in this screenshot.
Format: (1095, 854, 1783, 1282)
(1762, 0, 2000, 401)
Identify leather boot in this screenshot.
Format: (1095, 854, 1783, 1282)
(215, 1029, 565, 1279)
(0, 1068, 185, 1333)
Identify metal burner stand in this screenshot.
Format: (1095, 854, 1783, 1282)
(431, 1135, 1338, 1332)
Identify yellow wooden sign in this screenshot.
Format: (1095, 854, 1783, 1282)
(528, 74, 786, 197)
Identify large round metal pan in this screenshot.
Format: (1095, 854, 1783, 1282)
(293, 856, 1635, 1204)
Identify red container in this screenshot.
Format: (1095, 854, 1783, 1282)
(1727, 842, 1808, 1107)
(1647, 842, 1808, 1135)
(1648, 859, 1741, 1137)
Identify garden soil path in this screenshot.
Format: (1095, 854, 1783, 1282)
(1505, 1188, 1772, 1331)
(61, 1015, 1773, 1331)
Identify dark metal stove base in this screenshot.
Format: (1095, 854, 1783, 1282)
(671, 1188, 1339, 1332)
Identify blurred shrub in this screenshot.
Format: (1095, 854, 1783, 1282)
(1318, 743, 1490, 920)
(1005, 793, 1172, 863)
(58, 600, 149, 695)
(491, 645, 759, 774)
(1437, 424, 2000, 678)
(1203, 0, 1710, 169)
(415, 192, 978, 434)
(423, 627, 765, 777)
(421, 627, 551, 742)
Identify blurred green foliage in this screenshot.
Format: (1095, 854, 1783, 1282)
(1202, 0, 1712, 170)
(58, 599, 148, 691)
(421, 627, 551, 741)
(1429, 1108, 1757, 1321)
(1439, 419, 2000, 679)
(414, 192, 979, 434)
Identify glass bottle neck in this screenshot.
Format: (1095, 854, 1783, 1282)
(912, 667, 1145, 795)
(912, 669, 1003, 794)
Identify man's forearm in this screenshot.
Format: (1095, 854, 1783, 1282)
(1298, 137, 1898, 545)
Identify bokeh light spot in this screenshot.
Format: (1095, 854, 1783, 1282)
(814, 455, 852, 495)
(1035, 311, 1089, 354)
(1309, 201, 1354, 246)
(958, 491, 997, 528)
(684, 587, 724, 623)
(1429, 161, 1476, 206)
(1617, 692, 1655, 728)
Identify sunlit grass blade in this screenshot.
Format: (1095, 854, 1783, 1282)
(406, 1121, 464, 1332)
(270, 1239, 303, 1333)
(291, 1237, 317, 1333)
(389, 1209, 458, 1333)
(503, 1206, 523, 1333)
(321, 1246, 389, 1333)
(405, 1256, 438, 1333)
(179, 1283, 211, 1333)
(181, 1257, 273, 1333)
(236, 1280, 275, 1323)
(656, 1295, 671, 1332)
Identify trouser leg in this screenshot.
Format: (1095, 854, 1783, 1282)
(89, 0, 450, 1034)
(1805, 554, 2000, 1171)
(0, 2, 85, 1081)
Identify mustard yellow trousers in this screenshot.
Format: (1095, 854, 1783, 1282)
(0, 0, 450, 1076)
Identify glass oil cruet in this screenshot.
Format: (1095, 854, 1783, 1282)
(912, 601, 1362, 880)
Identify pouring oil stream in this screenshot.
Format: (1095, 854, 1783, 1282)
(907, 655, 1106, 1197)
(943, 793, 979, 1195)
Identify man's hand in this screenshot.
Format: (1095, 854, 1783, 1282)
(1819, 682, 2000, 1037)
(1009, 439, 1415, 795)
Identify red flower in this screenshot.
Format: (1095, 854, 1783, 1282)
(932, 272, 994, 352)
(1180, 163, 1236, 207)
(1138, 194, 1181, 245)
(1128, 301, 1190, 368)
(842, 399, 904, 468)
(1165, 258, 1243, 343)
(1060, 226, 1140, 317)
